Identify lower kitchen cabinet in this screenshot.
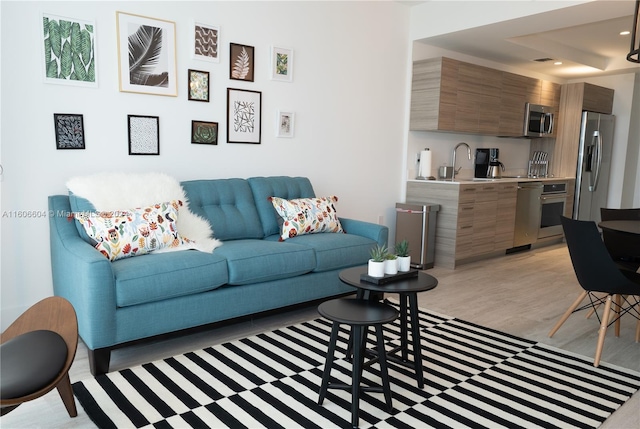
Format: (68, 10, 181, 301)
(406, 181, 517, 269)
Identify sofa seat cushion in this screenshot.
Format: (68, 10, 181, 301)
(263, 232, 375, 272)
(214, 239, 316, 285)
(112, 250, 229, 307)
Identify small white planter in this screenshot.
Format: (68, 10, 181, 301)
(397, 256, 411, 272)
(368, 259, 385, 278)
(384, 258, 398, 275)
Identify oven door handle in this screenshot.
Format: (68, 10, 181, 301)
(540, 194, 568, 202)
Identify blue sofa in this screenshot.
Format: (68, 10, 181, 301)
(48, 176, 387, 375)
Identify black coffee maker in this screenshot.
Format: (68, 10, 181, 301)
(475, 148, 499, 178)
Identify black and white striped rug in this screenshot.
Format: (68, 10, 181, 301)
(73, 302, 640, 428)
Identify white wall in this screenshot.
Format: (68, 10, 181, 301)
(0, 1, 412, 326)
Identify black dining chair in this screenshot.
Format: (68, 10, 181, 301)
(549, 217, 640, 367)
(600, 208, 640, 273)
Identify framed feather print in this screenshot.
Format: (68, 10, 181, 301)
(116, 12, 177, 96)
(229, 43, 254, 82)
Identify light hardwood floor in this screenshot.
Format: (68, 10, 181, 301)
(2, 243, 639, 428)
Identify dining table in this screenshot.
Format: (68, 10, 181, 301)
(598, 220, 640, 235)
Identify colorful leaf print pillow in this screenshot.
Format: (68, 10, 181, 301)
(269, 196, 344, 241)
(74, 200, 187, 261)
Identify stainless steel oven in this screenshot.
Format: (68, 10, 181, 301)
(538, 182, 568, 239)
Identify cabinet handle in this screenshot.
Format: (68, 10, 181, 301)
(461, 207, 474, 211)
(461, 225, 473, 229)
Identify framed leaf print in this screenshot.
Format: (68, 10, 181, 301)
(191, 121, 218, 145)
(227, 88, 261, 144)
(270, 46, 293, 82)
(54, 114, 85, 149)
(229, 43, 254, 82)
(116, 12, 177, 96)
(276, 111, 295, 138)
(188, 69, 209, 102)
(193, 22, 220, 63)
(128, 115, 160, 155)
(42, 13, 97, 87)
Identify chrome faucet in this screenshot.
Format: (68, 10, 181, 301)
(452, 142, 471, 180)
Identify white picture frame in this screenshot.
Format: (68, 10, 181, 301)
(270, 46, 293, 82)
(41, 13, 98, 87)
(116, 11, 177, 96)
(192, 21, 220, 63)
(276, 111, 295, 138)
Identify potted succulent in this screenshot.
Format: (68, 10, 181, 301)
(384, 252, 398, 275)
(368, 244, 387, 277)
(395, 240, 411, 272)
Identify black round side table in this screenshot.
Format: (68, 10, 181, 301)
(317, 298, 399, 429)
(339, 266, 438, 389)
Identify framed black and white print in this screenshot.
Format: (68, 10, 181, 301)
(188, 69, 209, 102)
(227, 88, 261, 144)
(54, 114, 85, 149)
(42, 13, 97, 87)
(191, 121, 218, 145)
(193, 22, 219, 63)
(276, 111, 295, 138)
(128, 115, 159, 155)
(229, 43, 254, 82)
(270, 46, 293, 82)
(116, 12, 177, 96)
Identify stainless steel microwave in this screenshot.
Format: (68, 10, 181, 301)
(524, 103, 554, 137)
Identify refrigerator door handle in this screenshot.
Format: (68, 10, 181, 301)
(589, 130, 602, 192)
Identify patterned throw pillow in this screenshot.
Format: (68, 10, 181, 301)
(74, 200, 188, 261)
(269, 196, 344, 241)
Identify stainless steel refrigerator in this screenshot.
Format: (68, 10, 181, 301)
(573, 111, 615, 223)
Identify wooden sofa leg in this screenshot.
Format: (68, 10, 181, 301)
(88, 348, 111, 376)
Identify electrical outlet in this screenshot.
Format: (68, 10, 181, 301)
(378, 215, 384, 225)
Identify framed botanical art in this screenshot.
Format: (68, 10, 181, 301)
(227, 88, 261, 144)
(270, 46, 293, 82)
(54, 114, 85, 149)
(116, 12, 177, 96)
(229, 43, 254, 82)
(128, 115, 159, 155)
(188, 69, 209, 102)
(42, 13, 97, 87)
(276, 111, 295, 138)
(193, 22, 220, 63)
(191, 121, 218, 145)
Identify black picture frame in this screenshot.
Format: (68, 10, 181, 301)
(229, 43, 255, 82)
(128, 115, 160, 155)
(54, 113, 85, 149)
(187, 69, 210, 102)
(227, 88, 261, 144)
(191, 120, 218, 145)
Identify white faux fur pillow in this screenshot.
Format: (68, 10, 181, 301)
(66, 172, 222, 253)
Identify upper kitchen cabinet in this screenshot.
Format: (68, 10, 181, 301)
(410, 57, 561, 137)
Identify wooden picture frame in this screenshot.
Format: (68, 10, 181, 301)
(188, 69, 210, 102)
(42, 13, 97, 87)
(276, 111, 295, 138)
(227, 88, 261, 144)
(128, 115, 159, 155)
(193, 22, 220, 63)
(54, 113, 85, 149)
(270, 46, 293, 82)
(116, 12, 177, 96)
(229, 43, 254, 82)
(191, 121, 218, 145)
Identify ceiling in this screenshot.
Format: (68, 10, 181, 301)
(413, 1, 640, 80)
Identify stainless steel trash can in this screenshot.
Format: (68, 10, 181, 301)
(395, 203, 440, 269)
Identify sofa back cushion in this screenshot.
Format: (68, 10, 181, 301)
(248, 176, 316, 237)
(181, 178, 264, 241)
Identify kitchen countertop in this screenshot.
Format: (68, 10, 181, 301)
(408, 176, 574, 184)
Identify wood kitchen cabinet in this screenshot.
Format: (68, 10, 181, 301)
(410, 57, 561, 137)
(551, 82, 615, 178)
(406, 181, 517, 269)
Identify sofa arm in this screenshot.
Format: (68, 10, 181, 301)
(48, 195, 117, 350)
(339, 217, 388, 246)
